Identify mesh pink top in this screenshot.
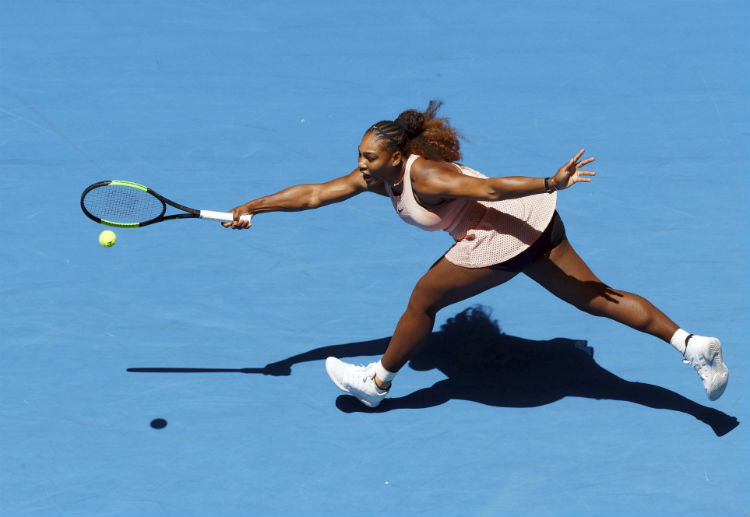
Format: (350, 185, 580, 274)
(384, 155, 557, 268)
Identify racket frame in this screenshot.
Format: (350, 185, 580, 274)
(80, 180, 251, 228)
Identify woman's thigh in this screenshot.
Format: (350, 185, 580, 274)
(521, 238, 623, 313)
(409, 257, 519, 314)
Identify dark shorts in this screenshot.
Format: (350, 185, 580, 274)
(489, 210, 566, 273)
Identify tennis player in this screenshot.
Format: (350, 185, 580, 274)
(224, 101, 729, 408)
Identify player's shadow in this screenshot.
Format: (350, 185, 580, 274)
(128, 306, 738, 437)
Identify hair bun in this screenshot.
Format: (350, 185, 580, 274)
(395, 110, 425, 138)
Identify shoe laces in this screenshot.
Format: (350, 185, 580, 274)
(683, 348, 709, 380)
(342, 365, 374, 386)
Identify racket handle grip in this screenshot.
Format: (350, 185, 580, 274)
(199, 210, 253, 225)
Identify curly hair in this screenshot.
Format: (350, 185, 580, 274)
(367, 100, 463, 162)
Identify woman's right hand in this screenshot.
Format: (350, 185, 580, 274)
(222, 202, 254, 229)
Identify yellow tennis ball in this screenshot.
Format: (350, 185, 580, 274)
(99, 230, 117, 248)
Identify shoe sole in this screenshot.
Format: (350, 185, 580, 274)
(705, 340, 729, 401)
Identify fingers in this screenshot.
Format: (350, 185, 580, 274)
(221, 209, 252, 230)
(572, 170, 596, 184)
(222, 220, 249, 229)
(569, 150, 596, 170)
(230, 219, 251, 230)
(569, 148, 586, 164)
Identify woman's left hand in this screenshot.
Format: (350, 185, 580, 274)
(552, 149, 596, 190)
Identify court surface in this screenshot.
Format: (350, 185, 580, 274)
(1, 1, 748, 515)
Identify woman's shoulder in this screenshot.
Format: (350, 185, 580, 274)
(410, 155, 462, 182)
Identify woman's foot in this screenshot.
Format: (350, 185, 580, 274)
(683, 336, 729, 401)
(325, 357, 388, 408)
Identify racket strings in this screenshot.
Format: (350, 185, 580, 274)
(83, 184, 164, 224)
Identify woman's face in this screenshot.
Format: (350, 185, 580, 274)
(357, 131, 401, 186)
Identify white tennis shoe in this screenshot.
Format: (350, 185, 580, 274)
(325, 357, 387, 408)
(683, 335, 729, 401)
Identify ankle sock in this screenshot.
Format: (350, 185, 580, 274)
(670, 328, 692, 355)
(374, 360, 396, 390)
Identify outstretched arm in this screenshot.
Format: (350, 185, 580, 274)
(411, 149, 596, 205)
(223, 168, 377, 229)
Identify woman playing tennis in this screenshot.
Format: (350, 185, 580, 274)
(224, 101, 729, 408)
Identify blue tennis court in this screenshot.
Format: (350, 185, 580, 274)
(1, 1, 748, 515)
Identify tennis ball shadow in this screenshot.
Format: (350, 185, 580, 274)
(332, 306, 739, 437)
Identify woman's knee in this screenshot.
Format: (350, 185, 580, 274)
(408, 279, 447, 318)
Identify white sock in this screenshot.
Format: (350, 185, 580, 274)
(670, 328, 691, 355)
(374, 360, 396, 390)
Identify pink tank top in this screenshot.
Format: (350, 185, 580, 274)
(384, 155, 557, 268)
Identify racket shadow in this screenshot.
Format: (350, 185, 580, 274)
(127, 306, 739, 437)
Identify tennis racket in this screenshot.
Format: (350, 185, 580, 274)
(80, 180, 252, 228)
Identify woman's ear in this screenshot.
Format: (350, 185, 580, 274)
(390, 150, 403, 167)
